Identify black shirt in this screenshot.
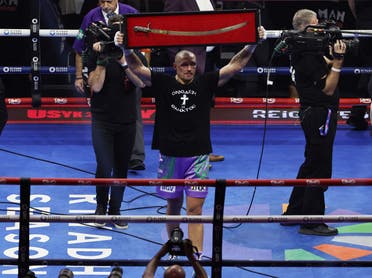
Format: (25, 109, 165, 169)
(291, 52, 339, 111)
(87, 51, 137, 124)
(151, 71, 219, 156)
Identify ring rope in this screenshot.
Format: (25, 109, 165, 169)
(0, 214, 369, 224)
(0, 66, 371, 75)
(1, 176, 372, 186)
(0, 258, 371, 267)
(1, 29, 372, 38)
(3, 97, 371, 106)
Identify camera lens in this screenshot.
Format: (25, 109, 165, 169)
(171, 227, 184, 244)
(58, 268, 74, 278)
(108, 266, 123, 278)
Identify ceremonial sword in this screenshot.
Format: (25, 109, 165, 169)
(133, 21, 248, 36)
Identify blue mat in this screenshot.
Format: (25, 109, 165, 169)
(0, 123, 372, 277)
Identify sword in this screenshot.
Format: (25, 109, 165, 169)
(133, 21, 248, 36)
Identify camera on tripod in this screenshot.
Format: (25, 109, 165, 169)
(275, 20, 359, 56)
(84, 14, 125, 59)
(169, 227, 185, 256)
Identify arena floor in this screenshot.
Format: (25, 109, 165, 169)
(0, 123, 372, 277)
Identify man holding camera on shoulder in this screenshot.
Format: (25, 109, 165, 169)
(73, 0, 147, 173)
(281, 9, 346, 236)
(81, 12, 146, 229)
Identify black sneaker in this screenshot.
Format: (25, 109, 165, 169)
(128, 159, 145, 170)
(109, 212, 128, 229)
(113, 219, 128, 229)
(299, 224, 338, 236)
(94, 205, 107, 228)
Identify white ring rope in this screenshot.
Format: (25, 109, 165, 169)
(0, 214, 370, 223)
(1, 29, 372, 38)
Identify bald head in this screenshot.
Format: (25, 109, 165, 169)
(174, 50, 196, 65)
(164, 265, 185, 278)
(173, 50, 197, 84)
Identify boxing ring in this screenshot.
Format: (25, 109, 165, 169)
(2, 2, 372, 278)
(2, 177, 372, 278)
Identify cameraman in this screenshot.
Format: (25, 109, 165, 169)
(73, 0, 147, 171)
(142, 238, 208, 278)
(85, 14, 146, 229)
(282, 9, 346, 236)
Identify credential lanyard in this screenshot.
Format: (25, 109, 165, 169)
(319, 108, 332, 136)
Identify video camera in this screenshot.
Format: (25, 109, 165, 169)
(169, 227, 185, 256)
(107, 266, 123, 278)
(58, 268, 74, 278)
(275, 21, 359, 56)
(84, 14, 125, 59)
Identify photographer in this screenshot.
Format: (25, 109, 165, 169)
(281, 9, 346, 236)
(85, 14, 145, 229)
(142, 235, 208, 278)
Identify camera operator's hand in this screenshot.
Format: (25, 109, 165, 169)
(258, 26, 267, 41)
(183, 239, 208, 278)
(183, 239, 195, 260)
(159, 240, 172, 258)
(331, 39, 346, 60)
(114, 31, 125, 49)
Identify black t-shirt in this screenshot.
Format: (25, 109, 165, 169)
(291, 52, 339, 111)
(87, 51, 137, 124)
(150, 71, 219, 157)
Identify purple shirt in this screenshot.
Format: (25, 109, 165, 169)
(72, 3, 137, 54)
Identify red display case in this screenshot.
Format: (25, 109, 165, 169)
(123, 9, 258, 48)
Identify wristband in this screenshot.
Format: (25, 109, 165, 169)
(331, 67, 341, 73)
(75, 77, 83, 80)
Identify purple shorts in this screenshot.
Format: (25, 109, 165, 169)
(156, 154, 210, 199)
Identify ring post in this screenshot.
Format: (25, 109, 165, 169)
(212, 179, 227, 278)
(18, 177, 31, 278)
(30, 0, 41, 108)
